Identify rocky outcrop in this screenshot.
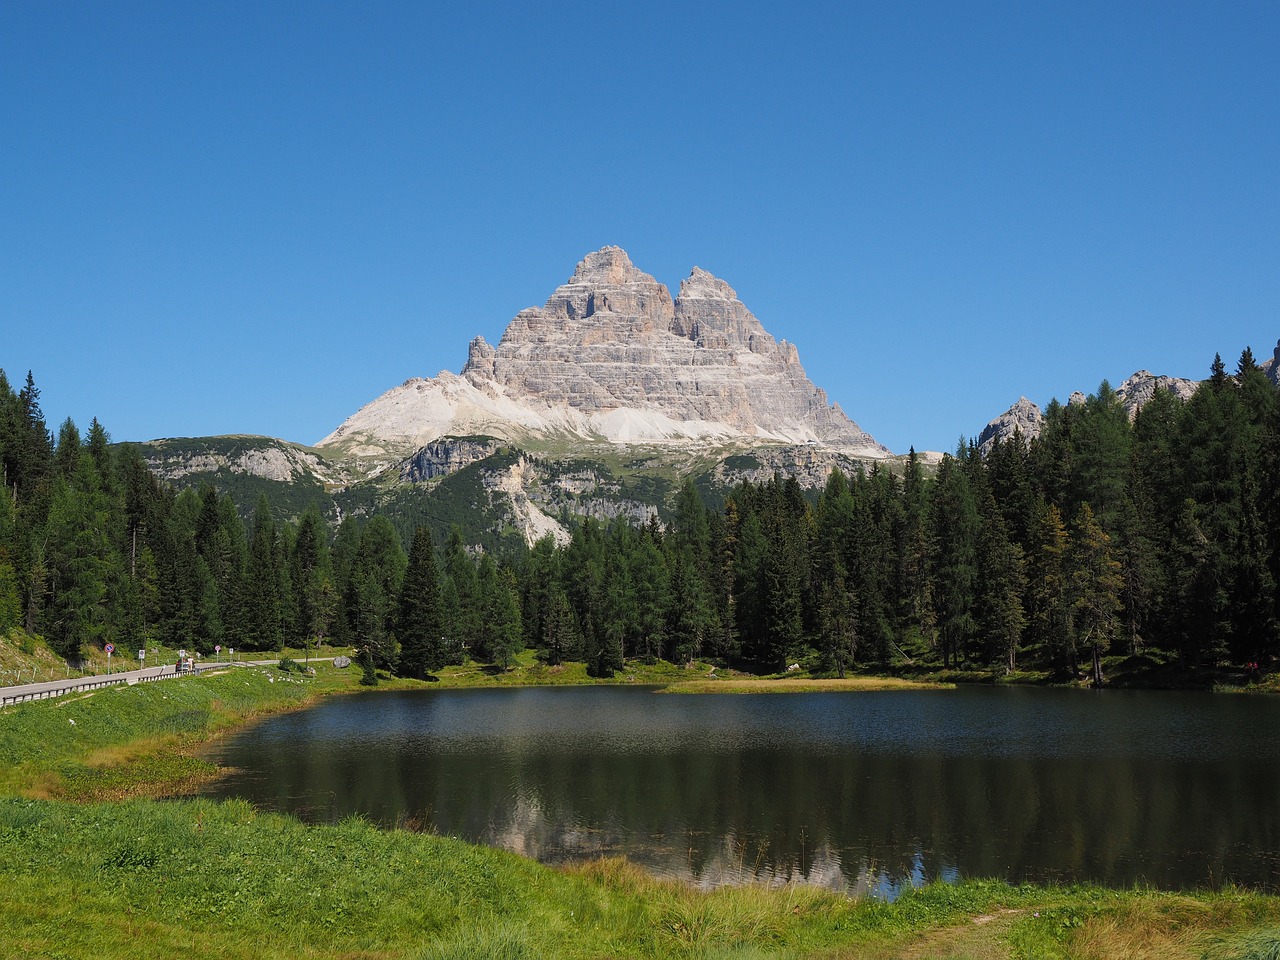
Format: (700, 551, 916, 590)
(482, 457, 571, 547)
(320, 247, 888, 459)
(1115, 370, 1199, 418)
(1262, 339, 1280, 386)
(979, 369, 1206, 456)
(142, 436, 340, 484)
(977, 397, 1045, 455)
(399, 437, 501, 483)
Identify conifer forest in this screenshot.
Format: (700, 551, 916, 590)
(2, 351, 1277, 687)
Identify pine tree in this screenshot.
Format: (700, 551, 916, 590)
(42, 461, 115, 660)
(475, 553, 521, 667)
(358, 642, 378, 686)
(518, 534, 560, 652)
(732, 509, 770, 665)
(346, 516, 406, 669)
(928, 457, 979, 668)
(290, 505, 331, 657)
(895, 447, 931, 646)
(538, 587, 579, 666)
(439, 527, 479, 662)
(629, 529, 669, 662)
(329, 516, 362, 644)
(1237, 346, 1258, 376)
(242, 496, 284, 650)
(14, 371, 54, 499)
(1069, 503, 1123, 686)
(665, 545, 717, 665)
(54, 418, 81, 480)
(396, 526, 444, 677)
(816, 560, 858, 676)
(1028, 500, 1074, 676)
(976, 505, 1026, 673)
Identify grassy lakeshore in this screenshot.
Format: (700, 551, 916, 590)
(2, 663, 1280, 958)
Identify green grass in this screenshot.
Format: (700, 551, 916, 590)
(2, 800, 1277, 960)
(4, 659, 1280, 958)
(0, 665, 345, 800)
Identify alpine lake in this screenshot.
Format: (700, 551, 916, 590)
(198, 684, 1280, 897)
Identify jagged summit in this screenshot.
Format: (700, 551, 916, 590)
(978, 369, 1206, 455)
(320, 247, 888, 459)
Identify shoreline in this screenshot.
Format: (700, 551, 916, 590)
(3, 661, 1280, 957)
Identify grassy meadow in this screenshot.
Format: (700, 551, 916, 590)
(2, 657, 1280, 958)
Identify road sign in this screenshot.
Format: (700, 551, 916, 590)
(104, 643, 114, 654)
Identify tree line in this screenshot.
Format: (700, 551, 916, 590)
(2, 350, 1277, 684)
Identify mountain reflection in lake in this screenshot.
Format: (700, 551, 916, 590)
(199, 685, 1280, 895)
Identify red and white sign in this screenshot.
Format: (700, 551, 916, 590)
(104, 643, 115, 655)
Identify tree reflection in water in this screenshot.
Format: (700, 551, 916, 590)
(201, 685, 1280, 895)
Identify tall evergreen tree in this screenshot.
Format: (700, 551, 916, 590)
(477, 556, 522, 669)
(42, 460, 116, 660)
(242, 496, 284, 650)
(439, 527, 480, 662)
(538, 586, 579, 666)
(396, 525, 444, 677)
(1069, 503, 1123, 686)
(1027, 500, 1074, 676)
(928, 456, 979, 668)
(975, 504, 1026, 673)
(346, 516, 406, 669)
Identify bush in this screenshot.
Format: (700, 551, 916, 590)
(277, 657, 299, 673)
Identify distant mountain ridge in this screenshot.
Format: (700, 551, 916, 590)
(978, 341, 1280, 454)
(319, 246, 887, 460)
(134, 249, 1275, 550)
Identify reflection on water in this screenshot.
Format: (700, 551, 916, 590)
(200, 685, 1280, 894)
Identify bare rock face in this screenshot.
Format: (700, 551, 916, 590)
(321, 246, 888, 458)
(1262, 339, 1280, 386)
(1115, 370, 1199, 418)
(979, 369, 1203, 457)
(977, 397, 1044, 455)
(142, 436, 341, 484)
(399, 437, 500, 483)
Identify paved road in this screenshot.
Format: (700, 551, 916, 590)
(0, 659, 240, 707)
(0, 656, 342, 707)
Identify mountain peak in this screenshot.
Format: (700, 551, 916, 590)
(678, 266, 738, 302)
(569, 245, 644, 285)
(320, 248, 888, 458)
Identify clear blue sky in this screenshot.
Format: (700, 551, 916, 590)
(3, 1, 1277, 455)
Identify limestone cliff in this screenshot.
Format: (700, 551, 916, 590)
(319, 247, 887, 459)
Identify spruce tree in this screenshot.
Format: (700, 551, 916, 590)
(439, 527, 480, 661)
(346, 516, 406, 669)
(477, 559, 522, 670)
(928, 457, 979, 668)
(816, 560, 858, 676)
(1028, 500, 1074, 676)
(976, 505, 1026, 673)
(1069, 503, 1123, 686)
(243, 496, 283, 650)
(396, 525, 444, 677)
(539, 587, 579, 665)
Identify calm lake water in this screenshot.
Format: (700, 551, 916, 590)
(199, 684, 1280, 895)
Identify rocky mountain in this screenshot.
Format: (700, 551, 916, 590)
(139, 248, 1271, 551)
(976, 397, 1045, 455)
(1263, 339, 1280, 385)
(977, 362, 1258, 455)
(137, 247, 907, 549)
(319, 246, 887, 460)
